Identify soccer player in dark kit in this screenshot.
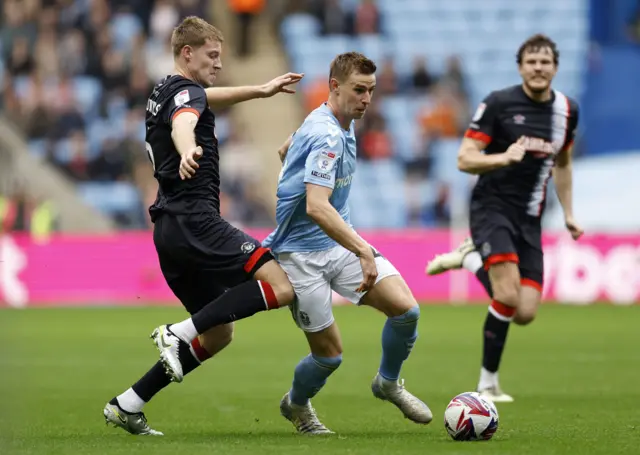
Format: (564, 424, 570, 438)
(425, 34, 584, 403)
(103, 16, 303, 434)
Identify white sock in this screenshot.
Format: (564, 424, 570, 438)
(117, 388, 146, 414)
(478, 367, 498, 391)
(462, 251, 483, 273)
(378, 374, 398, 389)
(169, 318, 198, 343)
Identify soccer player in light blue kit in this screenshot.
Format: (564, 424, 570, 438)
(263, 52, 433, 434)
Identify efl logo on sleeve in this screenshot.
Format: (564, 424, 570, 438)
(317, 150, 337, 171)
(472, 103, 486, 122)
(174, 89, 190, 106)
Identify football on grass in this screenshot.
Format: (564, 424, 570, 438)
(444, 392, 499, 441)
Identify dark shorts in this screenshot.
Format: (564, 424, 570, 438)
(469, 201, 543, 290)
(153, 213, 274, 314)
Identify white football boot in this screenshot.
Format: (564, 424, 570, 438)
(478, 385, 515, 403)
(371, 374, 433, 424)
(425, 237, 476, 276)
(103, 401, 163, 435)
(280, 392, 334, 435)
(150, 325, 184, 383)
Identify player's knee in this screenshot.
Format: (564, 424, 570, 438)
(308, 327, 343, 358)
(387, 290, 419, 317)
(366, 275, 417, 317)
(393, 304, 420, 325)
(272, 281, 295, 307)
(492, 280, 520, 308)
(312, 353, 343, 371)
(513, 308, 536, 326)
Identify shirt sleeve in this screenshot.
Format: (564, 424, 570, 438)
(303, 128, 344, 190)
(562, 100, 580, 152)
(164, 84, 208, 125)
(464, 91, 501, 146)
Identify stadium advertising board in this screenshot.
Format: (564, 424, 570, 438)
(0, 231, 638, 307)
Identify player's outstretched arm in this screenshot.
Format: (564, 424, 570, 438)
(553, 145, 583, 240)
(204, 72, 304, 109)
(457, 137, 525, 174)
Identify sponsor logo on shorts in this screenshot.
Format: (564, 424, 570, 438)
(241, 242, 256, 254)
(298, 311, 311, 327)
(311, 170, 331, 180)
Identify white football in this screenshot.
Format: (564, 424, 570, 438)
(444, 392, 499, 441)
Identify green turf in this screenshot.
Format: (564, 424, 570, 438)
(1, 304, 639, 454)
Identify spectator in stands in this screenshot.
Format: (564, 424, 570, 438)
(439, 55, 468, 102)
(57, 131, 91, 182)
(418, 83, 464, 140)
(353, 0, 380, 35)
(15, 71, 56, 140)
(304, 77, 330, 114)
(410, 56, 435, 93)
(358, 107, 393, 161)
(0, 180, 58, 241)
(6, 36, 35, 76)
(376, 56, 399, 95)
(312, 0, 350, 35)
(218, 122, 273, 227)
(228, 0, 266, 57)
(50, 75, 86, 140)
(0, 0, 276, 230)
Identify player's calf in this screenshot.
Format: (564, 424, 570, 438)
(283, 325, 341, 435)
(478, 262, 520, 401)
(360, 276, 432, 424)
(199, 323, 234, 356)
(155, 265, 293, 382)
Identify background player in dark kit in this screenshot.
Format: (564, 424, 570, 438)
(425, 34, 583, 403)
(103, 16, 303, 434)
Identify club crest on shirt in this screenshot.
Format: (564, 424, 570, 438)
(241, 242, 256, 254)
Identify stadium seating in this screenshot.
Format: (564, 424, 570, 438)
(280, 0, 589, 227)
(2, 1, 591, 229)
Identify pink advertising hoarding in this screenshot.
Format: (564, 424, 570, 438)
(0, 230, 638, 308)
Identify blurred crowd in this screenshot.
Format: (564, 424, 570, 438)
(290, 0, 471, 226)
(0, 0, 273, 231)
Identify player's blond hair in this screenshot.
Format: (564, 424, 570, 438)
(171, 16, 224, 58)
(329, 52, 377, 84)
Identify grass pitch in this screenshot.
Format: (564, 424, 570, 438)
(1, 304, 639, 454)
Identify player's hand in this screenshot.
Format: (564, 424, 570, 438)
(179, 146, 203, 180)
(503, 136, 527, 165)
(565, 216, 584, 240)
(261, 72, 304, 97)
(356, 248, 378, 293)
